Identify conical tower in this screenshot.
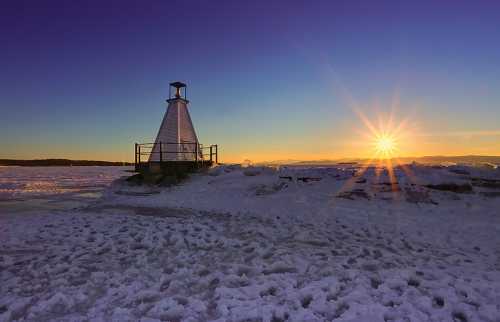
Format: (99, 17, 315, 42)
(149, 82, 202, 161)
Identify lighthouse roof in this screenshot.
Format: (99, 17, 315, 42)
(169, 81, 187, 89)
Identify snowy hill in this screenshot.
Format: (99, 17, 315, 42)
(104, 163, 500, 220)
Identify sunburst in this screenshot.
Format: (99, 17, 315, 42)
(373, 133, 397, 158)
(344, 106, 420, 195)
(353, 109, 404, 159)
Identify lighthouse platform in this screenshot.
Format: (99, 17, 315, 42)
(133, 142, 218, 175)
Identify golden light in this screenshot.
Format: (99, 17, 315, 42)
(325, 84, 423, 197)
(353, 108, 405, 160)
(373, 133, 397, 157)
(343, 106, 419, 195)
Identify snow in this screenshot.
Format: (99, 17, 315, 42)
(1, 164, 500, 321)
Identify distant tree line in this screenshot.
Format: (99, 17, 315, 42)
(0, 159, 133, 166)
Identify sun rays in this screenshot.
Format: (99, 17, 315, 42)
(353, 105, 408, 161)
(374, 133, 397, 158)
(336, 104, 422, 197)
(319, 58, 424, 198)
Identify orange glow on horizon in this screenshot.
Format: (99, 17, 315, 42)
(342, 105, 420, 196)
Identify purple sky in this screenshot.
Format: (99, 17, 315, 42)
(1, 0, 500, 161)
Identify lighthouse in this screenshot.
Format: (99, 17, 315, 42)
(148, 82, 202, 161)
(134, 81, 217, 174)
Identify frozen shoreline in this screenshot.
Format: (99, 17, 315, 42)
(0, 166, 131, 215)
(1, 165, 500, 321)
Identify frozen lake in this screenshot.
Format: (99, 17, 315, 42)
(0, 166, 132, 214)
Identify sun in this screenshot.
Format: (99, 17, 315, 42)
(338, 92, 422, 195)
(353, 108, 406, 160)
(374, 133, 397, 157)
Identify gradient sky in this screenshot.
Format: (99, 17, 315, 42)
(1, 0, 500, 162)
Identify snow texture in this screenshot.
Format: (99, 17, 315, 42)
(1, 164, 500, 321)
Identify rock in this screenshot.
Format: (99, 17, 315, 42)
(425, 183, 473, 193)
(125, 173, 144, 185)
(373, 182, 401, 192)
(337, 189, 370, 200)
(297, 177, 322, 183)
(125, 172, 187, 187)
(208, 167, 224, 176)
(448, 166, 470, 175)
(254, 182, 287, 195)
(471, 178, 500, 189)
(244, 166, 277, 176)
(480, 191, 500, 198)
(243, 166, 263, 176)
(404, 187, 437, 204)
(224, 164, 242, 172)
(157, 175, 178, 187)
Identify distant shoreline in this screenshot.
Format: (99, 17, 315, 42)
(257, 155, 500, 166)
(0, 159, 133, 167)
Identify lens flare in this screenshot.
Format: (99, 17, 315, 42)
(374, 133, 397, 157)
(341, 106, 420, 197)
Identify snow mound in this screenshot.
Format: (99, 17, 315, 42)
(102, 163, 500, 220)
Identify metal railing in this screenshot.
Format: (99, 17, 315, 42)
(134, 142, 218, 167)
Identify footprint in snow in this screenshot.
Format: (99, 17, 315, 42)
(432, 296, 444, 308)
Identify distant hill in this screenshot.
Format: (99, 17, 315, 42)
(0, 159, 133, 166)
(258, 155, 500, 166)
(395, 155, 500, 165)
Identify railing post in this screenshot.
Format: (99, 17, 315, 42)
(215, 145, 218, 164)
(134, 143, 138, 169)
(138, 145, 141, 164)
(159, 141, 162, 162)
(210, 146, 213, 162)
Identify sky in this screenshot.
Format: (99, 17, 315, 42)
(1, 0, 500, 163)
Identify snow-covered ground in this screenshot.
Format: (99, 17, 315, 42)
(1, 164, 500, 321)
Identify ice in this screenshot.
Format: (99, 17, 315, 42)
(0, 166, 130, 201)
(0, 164, 500, 321)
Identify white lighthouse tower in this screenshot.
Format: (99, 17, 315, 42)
(149, 82, 202, 161)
